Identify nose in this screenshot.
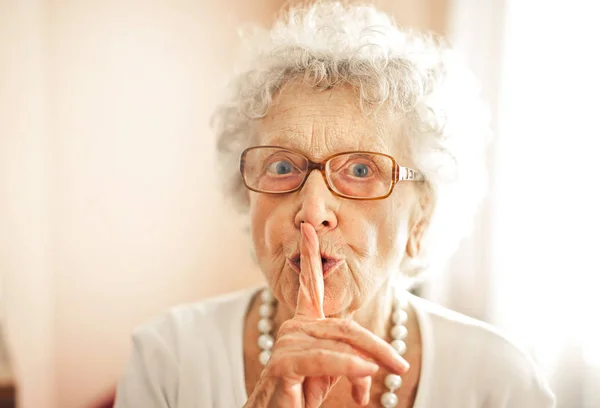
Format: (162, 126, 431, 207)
(294, 170, 338, 233)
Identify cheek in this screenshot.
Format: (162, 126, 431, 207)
(249, 195, 293, 259)
(371, 196, 412, 268)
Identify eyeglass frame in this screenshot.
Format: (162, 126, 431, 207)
(239, 145, 425, 200)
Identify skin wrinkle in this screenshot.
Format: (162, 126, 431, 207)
(249, 80, 426, 328)
(261, 94, 389, 158)
(260, 129, 388, 160)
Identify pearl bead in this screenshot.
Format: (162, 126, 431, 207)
(258, 303, 274, 318)
(384, 373, 402, 391)
(391, 325, 408, 340)
(391, 339, 407, 355)
(380, 391, 399, 407)
(258, 334, 274, 350)
(260, 289, 275, 303)
(259, 350, 271, 366)
(392, 310, 408, 325)
(257, 318, 273, 333)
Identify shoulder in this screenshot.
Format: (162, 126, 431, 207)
(131, 286, 260, 356)
(412, 295, 555, 407)
(115, 287, 260, 407)
(413, 295, 512, 354)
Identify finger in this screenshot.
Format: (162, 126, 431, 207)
(294, 223, 325, 320)
(303, 376, 333, 408)
(349, 376, 372, 406)
(303, 319, 410, 374)
(282, 337, 368, 361)
(280, 338, 372, 405)
(268, 349, 379, 378)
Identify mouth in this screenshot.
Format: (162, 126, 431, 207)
(287, 253, 343, 278)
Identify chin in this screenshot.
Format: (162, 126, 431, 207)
(322, 280, 354, 317)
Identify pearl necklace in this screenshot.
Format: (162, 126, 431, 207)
(256, 288, 409, 408)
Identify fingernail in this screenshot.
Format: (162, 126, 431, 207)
(397, 360, 410, 374)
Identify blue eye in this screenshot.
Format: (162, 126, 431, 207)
(276, 161, 292, 174)
(351, 163, 370, 177)
(268, 160, 293, 175)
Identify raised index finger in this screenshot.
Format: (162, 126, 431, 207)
(294, 223, 325, 320)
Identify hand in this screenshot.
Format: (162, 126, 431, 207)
(244, 223, 409, 408)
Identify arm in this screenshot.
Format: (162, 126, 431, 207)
(114, 328, 178, 408)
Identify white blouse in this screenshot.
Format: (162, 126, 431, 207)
(114, 286, 555, 408)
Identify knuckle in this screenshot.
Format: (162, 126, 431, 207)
(311, 350, 328, 370)
(279, 319, 300, 335)
(345, 356, 365, 373)
(337, 318, 357, 335)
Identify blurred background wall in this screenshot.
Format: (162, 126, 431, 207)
(0, 1, 448, 407)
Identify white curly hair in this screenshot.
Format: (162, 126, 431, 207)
(212, 0, 490, 279)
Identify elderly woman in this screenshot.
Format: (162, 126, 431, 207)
(114, 2, 554, 408)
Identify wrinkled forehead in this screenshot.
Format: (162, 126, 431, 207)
(255, 81, 407, 161)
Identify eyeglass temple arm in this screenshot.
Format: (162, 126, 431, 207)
(395, 165, 424, 182)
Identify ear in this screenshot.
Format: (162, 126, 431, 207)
(405, 185, 435, 259)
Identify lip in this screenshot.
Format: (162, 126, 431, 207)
(286, 253, 344, 278)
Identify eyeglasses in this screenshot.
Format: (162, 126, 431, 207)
(239, 146, 424, 200)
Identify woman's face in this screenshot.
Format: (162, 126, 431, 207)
(249, 81, 422, 317)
